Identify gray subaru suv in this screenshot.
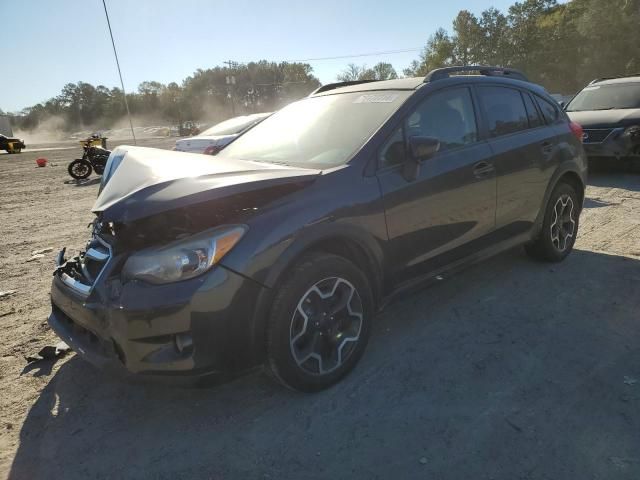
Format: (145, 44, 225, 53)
(49, 66, 587, 392)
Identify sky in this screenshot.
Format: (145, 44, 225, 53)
(1, 0, 522, 113)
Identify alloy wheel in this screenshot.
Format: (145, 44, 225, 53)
(550, 194, 576, 251)
(289, 277, 363, 376)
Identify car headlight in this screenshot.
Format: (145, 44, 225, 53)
(122, 225, 247, 284)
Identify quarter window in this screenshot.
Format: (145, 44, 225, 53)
(478, 86, 529, 137)
(405, 87, 478, 152)
(379, 126, 406, 168)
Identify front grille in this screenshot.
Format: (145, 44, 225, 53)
(582, 128, 614, 143)
(80, 237, 111, 286)
(60, 235, 112, 296)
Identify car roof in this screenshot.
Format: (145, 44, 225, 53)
(590, 76, 640, 86)
(313, 77, 424, 95)
(313, 75, 547, 97)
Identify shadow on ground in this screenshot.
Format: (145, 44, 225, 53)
(62, 177, 101, 187)
(587, 170, 640, 191)
(9, 249, 640, 479)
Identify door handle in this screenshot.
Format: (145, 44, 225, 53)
(473, 161, 495, 178)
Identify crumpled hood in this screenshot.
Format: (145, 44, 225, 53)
(93, 146, 320, 223)
(567, 108, 640, 129)
(174, 134, 235, 148)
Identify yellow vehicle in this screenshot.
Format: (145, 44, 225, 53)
(81, 134, 108, 149)
(0, 134, 26, 154)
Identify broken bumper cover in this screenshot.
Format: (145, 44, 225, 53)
(583, 126, 640, 160)
(48, 250, 266, 384)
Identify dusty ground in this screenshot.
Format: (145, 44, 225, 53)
(0, 141, 639, 479)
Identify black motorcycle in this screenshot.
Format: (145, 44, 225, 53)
(67, 136, 111, 180)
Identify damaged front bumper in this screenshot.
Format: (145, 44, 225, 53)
(582, 126, 640, 161)
(48, 239, 267, 384)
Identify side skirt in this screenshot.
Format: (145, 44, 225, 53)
(378, 232, 532, 311)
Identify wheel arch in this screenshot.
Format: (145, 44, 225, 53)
(268, 229, 384, 307)
(532, 166, 586, 239)
(248, 227, 386, 364)
(557, 170, 585, 206)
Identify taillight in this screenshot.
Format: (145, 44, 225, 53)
(569, 121, 583, 142)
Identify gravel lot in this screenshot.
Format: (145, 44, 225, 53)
(1, 141, 639, 479)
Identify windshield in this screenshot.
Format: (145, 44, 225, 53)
(201, 114, 268, 136)
(220, 91, 410, 168)
(566, 83, 640, 111)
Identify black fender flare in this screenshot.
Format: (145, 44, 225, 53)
(247, 222, 386, 364)
(264, 223, 384, 292)
(531, 163, 586, 239)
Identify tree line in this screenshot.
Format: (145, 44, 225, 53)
(12, 61, 321, 132)
(401, 0, 640, 92)
(9, 0, 640, 132)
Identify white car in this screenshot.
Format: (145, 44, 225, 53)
(174, 113, 271, 154)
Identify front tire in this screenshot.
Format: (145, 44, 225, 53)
(526, 182, 580, 262)
(68, 159, 92, 180)
(267, 253, 373, 392)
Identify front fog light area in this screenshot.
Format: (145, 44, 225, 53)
(122, 225, 246, 284)
(175, 332, 194, 354)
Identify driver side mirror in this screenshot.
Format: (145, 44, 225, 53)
(408, 135, 440, 162)
(403, 136, 440, 182)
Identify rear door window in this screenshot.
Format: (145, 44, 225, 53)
(478, 86, 529, 137)
(522, 93, 544, 128)
(535, 96, 563, 124)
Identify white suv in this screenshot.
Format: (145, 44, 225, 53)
(174, 113, 270, 155)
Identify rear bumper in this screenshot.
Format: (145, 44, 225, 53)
(48, 259, 267, 384)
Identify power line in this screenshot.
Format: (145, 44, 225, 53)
(288, 48, 422, 62)
(102, 0, 136, 144)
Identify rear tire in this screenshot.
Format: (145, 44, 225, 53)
(68, 159, 92, 180)
(525, 182, 580, 262)
(267, 253, 373, 392)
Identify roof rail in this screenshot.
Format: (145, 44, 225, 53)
(424, 65, 529, 83)
(588, 73, 640, 85)
(309, 79, 380, 96)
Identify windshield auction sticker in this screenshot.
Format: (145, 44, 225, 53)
(353, 93, 399, 103)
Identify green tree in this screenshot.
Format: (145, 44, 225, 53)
(403, 28, 456, 77)
(10, 60, 320, 131)
(337, 62, 398, 81)
(573, 0, 640, 83)
(337, 64, 368, 82)
(452, 10, 482, 65)
(477, 7, 510, 66)
(403, 0, 640, 93)
(506, 0, 558, 79)
(365, 62, 399, 80)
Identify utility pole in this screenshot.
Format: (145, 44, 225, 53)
(102, 0, 136, 144)
(223, 60, 237, 117)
